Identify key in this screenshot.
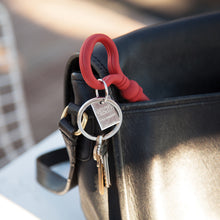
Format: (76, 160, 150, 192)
(103, 150, 111, 188)
(99, 142, 111, 188)
(93, 136, 104, 195)
(98, 156, 104, 195)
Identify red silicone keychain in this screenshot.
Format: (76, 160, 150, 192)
(79, 34, 149, 102)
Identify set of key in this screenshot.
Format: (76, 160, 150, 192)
(93, 135, 111, 195)
(77, 79, 123, 195)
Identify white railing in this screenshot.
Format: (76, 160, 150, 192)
(0, 3, 34, 167)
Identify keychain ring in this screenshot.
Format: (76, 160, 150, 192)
(95, 79, 109, 103)
(77, 97, 123, 141)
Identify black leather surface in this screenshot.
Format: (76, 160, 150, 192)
(64, 12, 220, 219)
(37, 103, 80, 195)
(116, 94, 220, 219)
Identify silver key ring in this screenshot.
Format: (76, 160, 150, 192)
(95, 79, 109, 103)
(77, 97, 123, 141)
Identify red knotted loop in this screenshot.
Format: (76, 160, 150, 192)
(79, 34, 149, 102)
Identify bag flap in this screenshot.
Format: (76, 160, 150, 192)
(64, 12, 220, 106)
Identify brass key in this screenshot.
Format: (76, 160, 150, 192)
(99, 141, 111, 188)
(93, 136, 104, 195)
(98, 158, 104, 195)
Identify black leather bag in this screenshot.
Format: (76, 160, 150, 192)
(37, 12, 220, 220)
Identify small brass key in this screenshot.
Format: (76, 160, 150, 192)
(93, 136, 104, 195)
(99, 141, 111, 188)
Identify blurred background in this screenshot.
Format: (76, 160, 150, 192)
(0, 0, 219, 167)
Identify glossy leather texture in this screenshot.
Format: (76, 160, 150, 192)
(64, 12, 220, 220)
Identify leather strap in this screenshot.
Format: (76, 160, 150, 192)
(37, 146, 76, 195)
(37, 103, 79, 195)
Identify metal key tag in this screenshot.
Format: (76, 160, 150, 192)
(77, 79, 123, 141)
(92, 79, 121, 130)
(91, 97, 121, 130)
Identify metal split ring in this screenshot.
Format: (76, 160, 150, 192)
(77, 97, 123, 141)
(95, 79, 109, 103)
(61, 105, 88, 136)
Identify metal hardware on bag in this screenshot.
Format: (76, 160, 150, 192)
(61, 105, 88, 136)
(79, 33, 150, 102)
(61, 106, 69, 119)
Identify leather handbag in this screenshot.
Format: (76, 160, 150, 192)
(37, 12, 220, 220)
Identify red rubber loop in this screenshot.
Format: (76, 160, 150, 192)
(79, 34, 149, 102)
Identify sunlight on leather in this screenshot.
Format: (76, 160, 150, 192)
(123, 0, 192, 13)
(6, 0, 152, 39)
(0, 194, 39, 219)
(149, 142, 220, 220)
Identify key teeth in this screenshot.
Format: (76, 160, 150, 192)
(103, 169, 111, 188)
(104, 171, 107, 187)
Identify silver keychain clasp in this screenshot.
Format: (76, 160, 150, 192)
(95, 79, 109, 103)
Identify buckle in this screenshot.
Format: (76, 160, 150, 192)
(60, 104, 88, 137)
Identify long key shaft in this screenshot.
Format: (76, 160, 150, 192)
(98, 157, 104, 195)
(99, 141, 111, 188)
(93, 136, 105, 195)
(103, 151, 111, 188)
